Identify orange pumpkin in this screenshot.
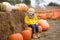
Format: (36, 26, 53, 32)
(36, 13, 42, 17)
(9, 33, 23, 40)
(42, 25, 49, 31)
(25, 27, 32, 38)
(38, 26, 42, 33)
(16, 3, 29, 12)
(25, 27, 32, 34)
(38, 20, 49, 31)
(52, 11, 59, 20)
(21, 30, 31, 40)
(58, 12, 60, 18)
(47, 13, 53, 19)
(20, 4, 29, 12)
(36, 13, 41, 19)
(36, 13, 47, 19)
(22, 5, 29, 12)
(40, 14, 47, 19)
(16, 4, 22, 11)
(52, 15, 58, 20)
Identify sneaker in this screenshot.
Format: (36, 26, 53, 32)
(33, 34, 38, 39)
(37, 33, 41, 38)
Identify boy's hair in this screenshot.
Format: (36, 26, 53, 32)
(28, 8, 35, 12)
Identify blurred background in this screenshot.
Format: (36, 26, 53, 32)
(0, 0, 60, 40)
(0, 0, 60, 9)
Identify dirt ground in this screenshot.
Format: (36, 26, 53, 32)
(32, 19, 60, 40)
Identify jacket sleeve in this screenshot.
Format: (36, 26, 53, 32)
(34, 15, 39, 23)
(24, 16, 30, 24)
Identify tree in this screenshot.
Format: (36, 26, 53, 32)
(23, 0, 30, 5)
(0, 0, 7, 3)
(48, 2, 58, 6)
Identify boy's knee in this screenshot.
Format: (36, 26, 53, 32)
(35, 24, 38, 27)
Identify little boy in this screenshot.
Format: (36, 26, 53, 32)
(24, 8, 40, 38)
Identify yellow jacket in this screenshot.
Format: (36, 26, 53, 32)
(24, 14, 38, 25)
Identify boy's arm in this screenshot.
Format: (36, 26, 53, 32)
(35, 14, 39, 22)
(24, 16, 30, 24)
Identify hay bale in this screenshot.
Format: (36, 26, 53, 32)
(0, 3, 6, 12)
(0, 11, 25, 40)
(11, 11, 26, 29)
(0, 12, 15, 40)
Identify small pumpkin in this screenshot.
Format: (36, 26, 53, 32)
(9, 33, 23, 40)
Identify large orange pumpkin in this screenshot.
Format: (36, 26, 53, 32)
(25, 27, 32, 34)
(16, 3, 29, 12)
(9, 33, 23, 40)
(38, 26, 42, 33)
(16, 4, 22, 11)
(19, 4, 29, 12)
(38, 19, 49, 31)
(21, 30, 31, 40)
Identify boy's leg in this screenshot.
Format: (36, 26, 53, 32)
(35, 24, 40, 38)
(28, 24, 38, 38)
(28, 24, 35, 34)
(35, 24, 38, 33)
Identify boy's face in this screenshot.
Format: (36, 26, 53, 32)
(28, 11, 34, 15)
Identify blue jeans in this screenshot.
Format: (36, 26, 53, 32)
(28, 24, 38, 34)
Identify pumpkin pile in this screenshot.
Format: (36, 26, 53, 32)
(8, 9, 51, 40)
(0, 2, 29, 12)
(8, 22, 49, 40)
(9, 30, 32, 40)
(36, 9, 60, 20)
